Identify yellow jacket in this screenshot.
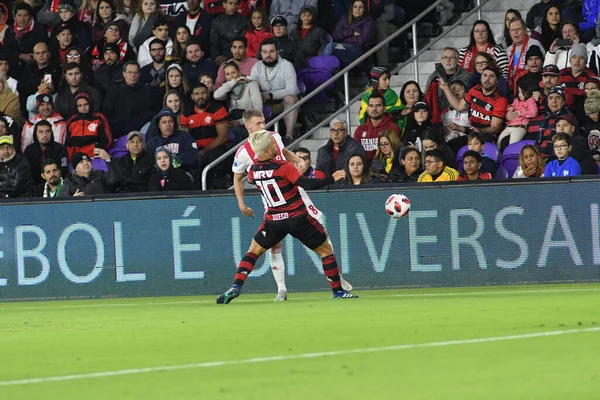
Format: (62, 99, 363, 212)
(418, 166, 459, 182)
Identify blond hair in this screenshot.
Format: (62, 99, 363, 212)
(249, 130, 273, 157)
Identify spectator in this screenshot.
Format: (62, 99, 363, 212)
(182, 40, 218, 85)
(181, 83, 229, 187)
(513, 45, 544, 96)
(210, 0, 249, 64)
(497, 79, 539, 149)
(145, 107, 199, 172)
(112, 130, 154, 192)
(394, 146, 422, 182)
(270, 15, 295, 64)
(288, 5, 327, 69)
(369, 129, 400, 182)
(526, 0, 555, 30)
(295, 147, 325, 179)
(37, 0, 63, 28)
(353, 92, 400, 165)
(440, 66, 508, 143)
(129, 0, 164, 50)
(458, 150, 492, 181)
(466, 52, 512, 101)
(214, 61, 262, 129)
(24, 120, 69, 186)
(419, 128, 457, 170)
(582, 84, 600, 137)
(139, 38, 169, 110)
(325, 0, 373, 68)
(165, 63, 192, 113)
(17, 42, 60, 111)
(245, 8, 272, 59)
(397, 80, 424, 135)
(426, 47, 470, 117)
(531, 5, 561, 51)
(94, 42, 125, 95)
(50, 0, 92, 53)
(526, 86, 572, 158)
(50, 24, 75, 66)
(338, 153, 377, 185)
(59, 151, 119, 196)
(200, 73, 216, 99)
(148, 146, 195, 191)
(65, 92, 113, 159)
(467, 131, 497, 176)
(32, 158, 63, 197)
(0, 5, 20, 79)
(163, 90, 185, 124)
(250, 39, 299, 142)
(214, 37, 258, 90)
(78, 0, 99, 27)
(0, 75, 20, 126)
(103, 61, 153, 138)
(21, 94, 67, 150)
(63, 46, 95, 85)
(10, 3, 48, 66)
(559, 43, 596, 103)
(171, 25, 191, 64)
(358, 67, 403, 124)
(579, 0, 598, 42)
(0, 54, 19, 96)
(459, 20, 509, 78)
(172, 0, 213, 51)
(137, 17, 173, 68)
(544, 133, 581, 176)
(496, 9, 522, 49)
(365, 0, 399, 69)
(540, 64, 565, 98)
(545, 21, 588, 70)
(89, 21, 136, 71)
(506, 17, 545, 91)
(417, 148, 458, 182)
(402, 101, 439, 148)
(91, 0, 130, 46)
(55, 63, 103, 119)
(0, 135, 32, 198)
(442, 80, 470, 152)
(555, 112, 597, 174)
(513, 144, 545, 178)
(316, 117, 365, 176)
(269, 0, 317, 34)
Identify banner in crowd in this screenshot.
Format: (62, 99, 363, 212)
(0, 181, 599, 300)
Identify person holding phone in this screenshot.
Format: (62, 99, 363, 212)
(544, 21, 589, 70)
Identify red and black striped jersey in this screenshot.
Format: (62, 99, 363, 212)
(249, 159, 306, 220)
(559, 68, 596, 99)
(464, 85, 509, 130)
(180, 102, 228, 149)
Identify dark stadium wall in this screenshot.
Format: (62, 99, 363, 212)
(0, 180, 599, 300)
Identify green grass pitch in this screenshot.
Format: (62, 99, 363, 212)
(1, 283, 599, 399)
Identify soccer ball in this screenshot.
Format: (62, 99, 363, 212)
(385, 194, 411, 219)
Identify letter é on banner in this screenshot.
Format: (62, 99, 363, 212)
(356, 213, 397, 273)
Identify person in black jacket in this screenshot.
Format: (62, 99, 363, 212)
(8, 3, 48, 67)
(171, 0, 213, 51)
(32, 158, 64, 197)
(94, 43, 124, 96)
(288, 5, 327, 69)
(24, 120, 69, 186)
(209, 0, 249, 63)
(59, 151, 119, 196)
(316, 118, 366, 176)
(271, 15, 296, 64)
(112, 131, 154, 192)
(0, 135, 32, 198)
(54, 63, 103, 119)
(148, 146, 195, 191)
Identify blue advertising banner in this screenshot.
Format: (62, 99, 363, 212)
(0, 180, 599, 301)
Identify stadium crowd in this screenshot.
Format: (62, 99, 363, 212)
(0, 0, 597, 198)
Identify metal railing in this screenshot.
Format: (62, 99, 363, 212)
(202, 0, 490, 190)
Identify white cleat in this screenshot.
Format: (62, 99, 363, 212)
(340, 276, 353, 292)
(274, 289, 288, 301)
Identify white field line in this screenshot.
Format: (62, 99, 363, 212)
(0, 287, 598, 311)
(1, 327, 599, 387)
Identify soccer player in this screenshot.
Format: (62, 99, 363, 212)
(232, 109, 353, 301)
(217, 130, 358, 304)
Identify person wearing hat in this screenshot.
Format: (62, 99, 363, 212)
(513, 45, 544, 96)
(172, 0, 213, 51)
(529, 86, 572, 159)
(48, 1, 92, 53)
(94, 42, 124, 95)
(65, 91, 113, 160)
(59, 150, 119, 196)
(581, 86, 600, 155)
(24, 120, 69, 186)
(210, 0, 249, 64)
(21, 93, 67, 151)
(559, 43, 596, 102)
(269, 15, 296, 64)
(288, 5, 327, 69)
(358, 67, 403, 124)
(0, 135, 32, 198)
(214, 36, 258, 90)
(544, 21, 587, 70)
(541, 65, 561, 96)
(269, 0, 318, 35)
(353, 92, 400, 165)
(104, 130, 154, 192)
(439, 66, 509, 143)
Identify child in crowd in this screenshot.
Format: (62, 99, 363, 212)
(245, 8, 272, 58)
(458, 150, 492, 181)
(543, 133, 581, 177)
(442, 80, 470, 152)
(497, 79, 538, 149)
(467, 132, 497, 176)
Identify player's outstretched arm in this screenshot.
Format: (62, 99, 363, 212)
(295, 170, 345, 190)
(283, 148, 307, 174)
(233, 172, 255, 217)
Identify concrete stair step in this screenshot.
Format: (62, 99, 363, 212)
(482, 0, 539, 11)
(429, 36, 470, 50)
